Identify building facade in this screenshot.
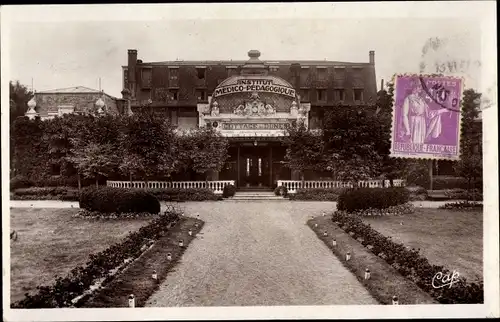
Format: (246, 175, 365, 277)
(122, 49, 378, 188)
(25, 86, 125, 120)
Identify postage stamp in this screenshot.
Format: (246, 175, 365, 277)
(391, 74, 464, 160)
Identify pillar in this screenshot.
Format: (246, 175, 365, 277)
(237, 145, 240, 187)
(269, 145, 273, 187)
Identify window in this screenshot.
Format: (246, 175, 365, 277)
(354, 89, 364, 102)
(170, 109, 178, 126)
(226, 66, 238, 77)
(317, 67, 327, 80)
(300, 67, 309, 81)
(269, 66, 279, 73)
(300, 88, 310, 101)
(196, 67, 206, 80)
(169, 68, 178, 80)
(170, 89, 179, 101)
(317, 89, 326, 101)
(334, 67, 345, 80)
(141, 68, 152, 88)
(169, 68, 179, 87)
(334, 89, 345, 101)
(196, 89, 206, 101)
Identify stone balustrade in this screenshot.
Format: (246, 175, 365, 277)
(107, 180, 235, 194)
(276, 179, 405, 194)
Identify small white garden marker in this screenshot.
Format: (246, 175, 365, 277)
(364, 269, 371, 280)
(346, 252, 351, 261)
(167, 253, 172, 261)
(314, 223, 318, 228)
(195, 223, 199, 228)
(188, 230, 193, 236)
(323, 231, 328, 237)
(179, 240, 184, 247)
(152, 270, 158, 280)
(128, 294, 135, 307)
(181, 212, 185, 216)
(392, 295, 399, 305)
(332, 239, 337, 246)
(322, 212, 326, 217)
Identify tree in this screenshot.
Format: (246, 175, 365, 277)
(70, 142, 120, 187)
(10, 81, 32, 122)
(322, 107, 384, 185)
(283, 120, 326, 182)
(454, 89, 483, 201)
(374, 81, 409, 186)
(11, 117, 49, 179)
(118, 110, 177, 183)
(180, 127, 229, 181)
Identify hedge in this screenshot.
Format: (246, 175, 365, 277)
(10, 175, 34, 190)
(11, 211, 179, 308)
(288, 188, 346, 201)
(11, 187, 80, 201)
(331, 211, 483, 304)
(432, 176, 482, 190)
(79, 187, 160, 214)
(274, 185, 288, 196)
(146, 188, 219, 201)
(337, 187, 410, 213)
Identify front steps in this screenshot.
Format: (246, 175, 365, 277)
(229, 190, 286, 201)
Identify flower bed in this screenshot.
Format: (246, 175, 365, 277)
(444, 188, 483, 201)
(347, 203, 415, 216)
(439, 201, 484, 210)
(147, 188, 220, 201)
(288, 188, 345, 201)
(331, 211, 483, 304)
(11, 210, 179, 308)
(73, 210, 158, 219)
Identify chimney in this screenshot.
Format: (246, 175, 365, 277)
(369, 50, 375, 65)
(128, 49, 138, 97)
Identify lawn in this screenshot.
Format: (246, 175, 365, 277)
(9, 208, 154, 304)
(362, 208, 483, 282)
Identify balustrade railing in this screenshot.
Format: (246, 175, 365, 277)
(276, 179, 405, 194)
(107, 180, 235, 194)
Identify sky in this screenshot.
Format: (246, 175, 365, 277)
(2, 3, 496, 100)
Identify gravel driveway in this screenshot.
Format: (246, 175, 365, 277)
(146, 201, 377, 307)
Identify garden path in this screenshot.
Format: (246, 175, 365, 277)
(145, 201, 377, 306)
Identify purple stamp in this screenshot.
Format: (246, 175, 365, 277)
(391, 74, 463, 160)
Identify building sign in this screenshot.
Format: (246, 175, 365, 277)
(391, 74, 463, 160)
(222, 122, 290, 130)
(214, 79, 296, 98)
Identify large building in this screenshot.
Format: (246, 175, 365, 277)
(25, 86, 125, 120)
(121, 49, 378, 188)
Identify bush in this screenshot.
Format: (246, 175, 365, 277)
(222, 184, 236, 198)
(444, 188, 483, 201)
(331, 211, 483, 304)
(79, 187, 160, 214)
(274, 185, 288, 196)
(289, 188, 345, 201)
(432, 176, 482, 190)
(147, 188, 219, 201)
(406, 186, 428, 201)
(337, 187, 410, 213)
(10, 175, 34, 190)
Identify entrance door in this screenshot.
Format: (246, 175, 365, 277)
(240, 147, 269, 187)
